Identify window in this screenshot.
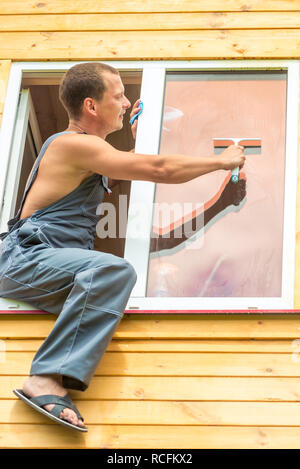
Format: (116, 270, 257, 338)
(0, 61, 298, 313)
(149, 71, 286, 298)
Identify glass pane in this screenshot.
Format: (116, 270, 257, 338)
(147, 71, 287, 298)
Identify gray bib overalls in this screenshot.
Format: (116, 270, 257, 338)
(0, 131, 137, 391)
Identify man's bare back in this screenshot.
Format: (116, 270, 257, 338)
(20, 133, 93, 220)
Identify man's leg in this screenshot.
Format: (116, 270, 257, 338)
(0, 235, 137, 427)
(29, 249, 137, 389)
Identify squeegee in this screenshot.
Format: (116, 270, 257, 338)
(213, 137, 262, 183)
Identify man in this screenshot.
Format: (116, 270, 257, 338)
(0, 62, 245, 432)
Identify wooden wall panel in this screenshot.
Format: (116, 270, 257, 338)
(3, 350, 300, 377)
(0, 60, 10, 127)
(1, 12, 300, 31)
(1, 314, 300, 448)
(6, 400, 300, 426)
(3, 375, 300, 401)
(0, 1, 299, 14)
(2, 314, 300, 339)
(2, 338, 297, 352)
(1, 30, 300, 60)
(2, 424, 300, 449)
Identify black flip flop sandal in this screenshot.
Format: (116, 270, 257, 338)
(13, 389, 88, 432)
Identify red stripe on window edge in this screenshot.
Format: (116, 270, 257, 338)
(0, 309, 300, 315)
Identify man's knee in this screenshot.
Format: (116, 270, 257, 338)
(126, 260, 137, 286)
(89, 255, 137, 286)
(114, 257, 137, 287)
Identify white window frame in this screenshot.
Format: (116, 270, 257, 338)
(0, 88, 42, 235)
(0, 60, 298, 313)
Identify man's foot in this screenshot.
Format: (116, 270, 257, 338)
(22, 374, 85, 428)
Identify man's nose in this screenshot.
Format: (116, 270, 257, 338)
(124, 96, 131, 109)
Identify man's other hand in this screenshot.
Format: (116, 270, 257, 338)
(129, 99, 142, 141)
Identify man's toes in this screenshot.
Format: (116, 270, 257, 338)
(59, 408, 85, 427)
(60, 408, 79, 426)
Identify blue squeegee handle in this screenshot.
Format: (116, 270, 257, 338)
(231, 167, 239, 183)
(129, 101, 144, 125)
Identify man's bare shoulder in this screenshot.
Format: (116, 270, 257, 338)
(50, 132, 109, 169)
(50, 132, 105, 152)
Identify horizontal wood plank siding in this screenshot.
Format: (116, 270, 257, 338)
(4, 424, 300, 449)
(1, 314, 300, 448)
(1, 1, 300, 14)
(3, 351, 300, 377)
(1, 30, 300, 60)
(3, 375, 300, 401)
(2, 338, 299, 352)
(2, 314, 300, 339)
(0, 59, 11, 127)
(1, 12, 300, 31)
(1, 0, 300, 450)
(6, 400, 300, 426)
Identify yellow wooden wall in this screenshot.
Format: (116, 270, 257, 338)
(2, 0, 300, 449)
(0, 60, 10, 127)
(2, 313, 300, 448)
(1, 1, 300, 60)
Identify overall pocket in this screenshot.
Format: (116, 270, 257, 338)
(17, 220, 51, 249)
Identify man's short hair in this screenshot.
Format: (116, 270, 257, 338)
(59, 62, 119, 119)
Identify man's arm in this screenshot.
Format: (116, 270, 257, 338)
(108, 149, 135, 188)
(61, 133, 245, 184)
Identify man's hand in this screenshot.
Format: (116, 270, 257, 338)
(129, 99, 142, 140)
(219, 145, 245, 171)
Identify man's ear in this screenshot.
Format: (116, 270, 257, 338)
(84, 97, 96, 115)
